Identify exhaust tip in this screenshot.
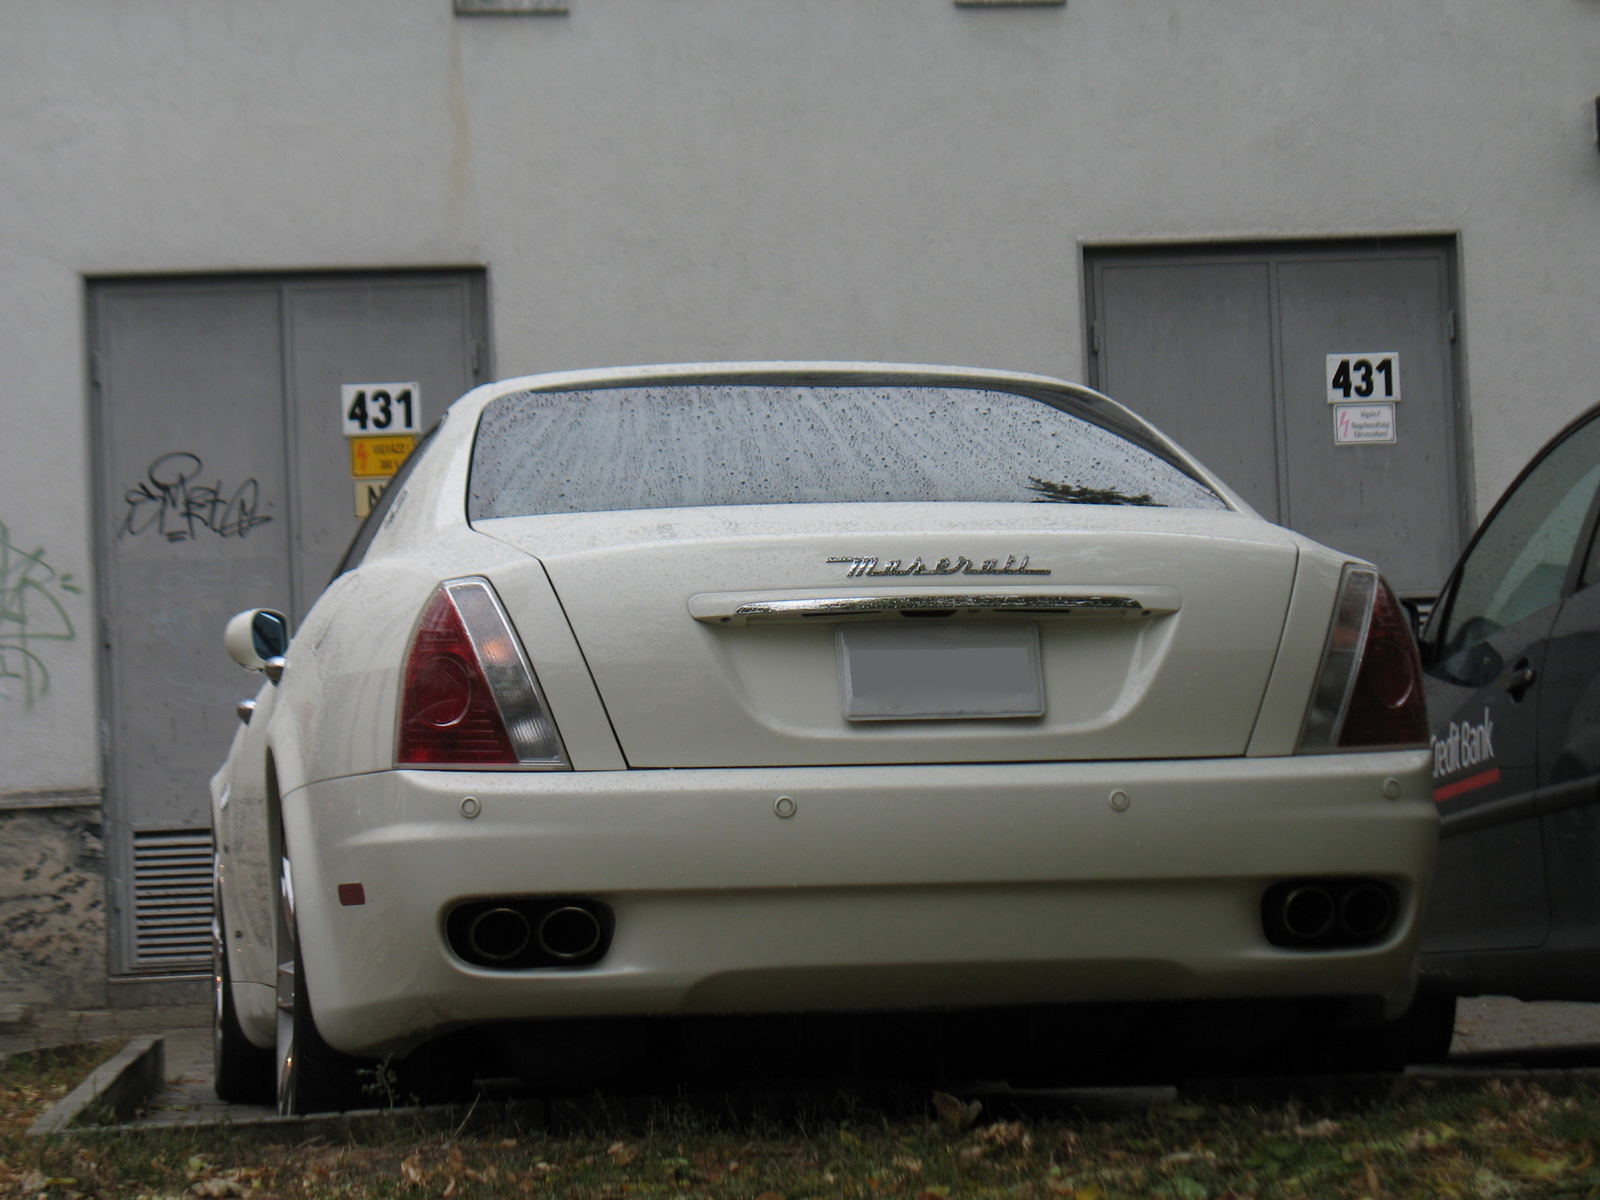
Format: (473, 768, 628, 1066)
(1339, 883, 1395, 939)
(1261, 878, 1400, 949)
(1280, 886, 1336, 940)
(538, 905, 604, 960)
(447, 897, 613, 969)
(467, 907, 531, 962)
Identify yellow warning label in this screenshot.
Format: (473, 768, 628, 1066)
(350, 434, 416, 479)
(354, 478, 390, 519)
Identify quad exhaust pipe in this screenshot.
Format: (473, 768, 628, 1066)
(1278, 885, 1336, 941)
(1338, 882, 1396, 940)
(466, 907, 532, 962)
(449, 897, 613, 969)
(537, 905, 604, 960)
(1262, 878, 1398, 949)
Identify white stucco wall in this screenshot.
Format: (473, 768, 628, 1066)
(4, 0, 1600, 796)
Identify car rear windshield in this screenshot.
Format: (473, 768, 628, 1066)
(468, 384, 1227, 519)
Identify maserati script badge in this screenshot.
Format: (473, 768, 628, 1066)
(827, 555, 1050, 578)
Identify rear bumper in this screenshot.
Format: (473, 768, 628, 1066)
(278, 751, 1435, 1055)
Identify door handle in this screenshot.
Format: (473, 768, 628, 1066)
(1506, 661, 1537, 700)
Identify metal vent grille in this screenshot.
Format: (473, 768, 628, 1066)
(131, 829, 214, 973)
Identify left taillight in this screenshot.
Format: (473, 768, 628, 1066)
(396, 578, 568, 769)
(1297, 565, 1428, 753)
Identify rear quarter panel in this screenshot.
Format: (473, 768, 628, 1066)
(1246, 540, 1352, 756)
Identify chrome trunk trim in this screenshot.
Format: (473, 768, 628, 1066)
(688, 585, 1180, 625)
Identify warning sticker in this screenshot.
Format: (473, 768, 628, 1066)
(1334, 403, 1397, 445)
(350, 435, 416, 478)
(354, 478, 390, 519)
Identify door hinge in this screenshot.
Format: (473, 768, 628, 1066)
(472, 342, 486, 378)
(88, 351, 102, 387)
(1446, 309, 1457, 342)
(1090, 321, 1102, 354)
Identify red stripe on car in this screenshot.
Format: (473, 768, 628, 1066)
(1433, 767, 1501, 804)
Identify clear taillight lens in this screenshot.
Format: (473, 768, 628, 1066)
(396, 578, 568, 769)
(1297, 566, 1428, 752)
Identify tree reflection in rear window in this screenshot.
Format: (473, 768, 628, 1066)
(468, 385, 1228, 519)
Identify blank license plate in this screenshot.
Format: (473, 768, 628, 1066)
(837, 622, 1044, 721)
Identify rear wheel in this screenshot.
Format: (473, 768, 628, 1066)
(212, 896, 274, 1104)
(1361, 987, 1458, 1068)
(1289, 989, 1459, 1074)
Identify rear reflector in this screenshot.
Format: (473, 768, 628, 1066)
(1298, 566, 1427, 752)
(396, 578, 568, 769)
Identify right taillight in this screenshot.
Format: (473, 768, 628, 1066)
(1297, 565, 1428, 752)
(396, 577, 568, 769)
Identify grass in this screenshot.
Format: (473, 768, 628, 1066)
(0, 1042, 126, 1138)
(3, 1048, 1600, 1198)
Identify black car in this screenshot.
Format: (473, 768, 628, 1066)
(1420, 405, 1600, 999)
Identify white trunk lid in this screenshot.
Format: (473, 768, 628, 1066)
(479, 504, 1299, 768)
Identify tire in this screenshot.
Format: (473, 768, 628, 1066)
(212, 899, 275, 1105)
(276, 867, 367, 1115)
(1316, 988, 1459, 1074)
(1371, 987, 1458, 1066)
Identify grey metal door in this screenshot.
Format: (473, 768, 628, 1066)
(1087, 260, 1281, 520)
(1087, 240, 1466, 595)
(283, 279, 488, 616)
(90, 271, 487, 976)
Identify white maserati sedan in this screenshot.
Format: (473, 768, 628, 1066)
(211, 363, 1441, 1113)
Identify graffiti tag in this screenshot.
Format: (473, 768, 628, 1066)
(120, 453, 272, 541)
(0, 523, 79, 708)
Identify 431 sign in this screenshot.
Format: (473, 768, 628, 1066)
(340, 383, 420, 435)
(1326, 354, 1400, 404)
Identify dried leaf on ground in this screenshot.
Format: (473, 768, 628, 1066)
(606, 1141, 638, 1166)
(932, 1092, 982, 1132)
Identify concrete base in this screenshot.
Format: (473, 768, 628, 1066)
(108, 975, 208, 1009)
(0, 1004, 208, 1058)
(0, 807, 106, 1009)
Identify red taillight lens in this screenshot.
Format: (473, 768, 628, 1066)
(1298, 566, 1428, 752)
(1338, 580, 1428, 748)
(398, 588, 518, 764)
(396, 579, 568, 768)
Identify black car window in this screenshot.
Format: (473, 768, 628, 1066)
(330, 424, 439, 583)
(1580, 495, 1600, 589)
(468, 384, 1227, 519)
(1438, 414, 1600, 658)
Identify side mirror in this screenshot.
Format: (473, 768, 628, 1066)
(1437, 636, 1504, 690)
(225, 609, 289, 681)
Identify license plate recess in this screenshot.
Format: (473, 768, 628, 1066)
(836, 621, 1044, 721)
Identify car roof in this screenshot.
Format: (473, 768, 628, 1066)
(468, 361, 1109, 415)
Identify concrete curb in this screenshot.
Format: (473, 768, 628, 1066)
(28, 1036, 165, 1136)
(122, 1102, 471, 1135)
